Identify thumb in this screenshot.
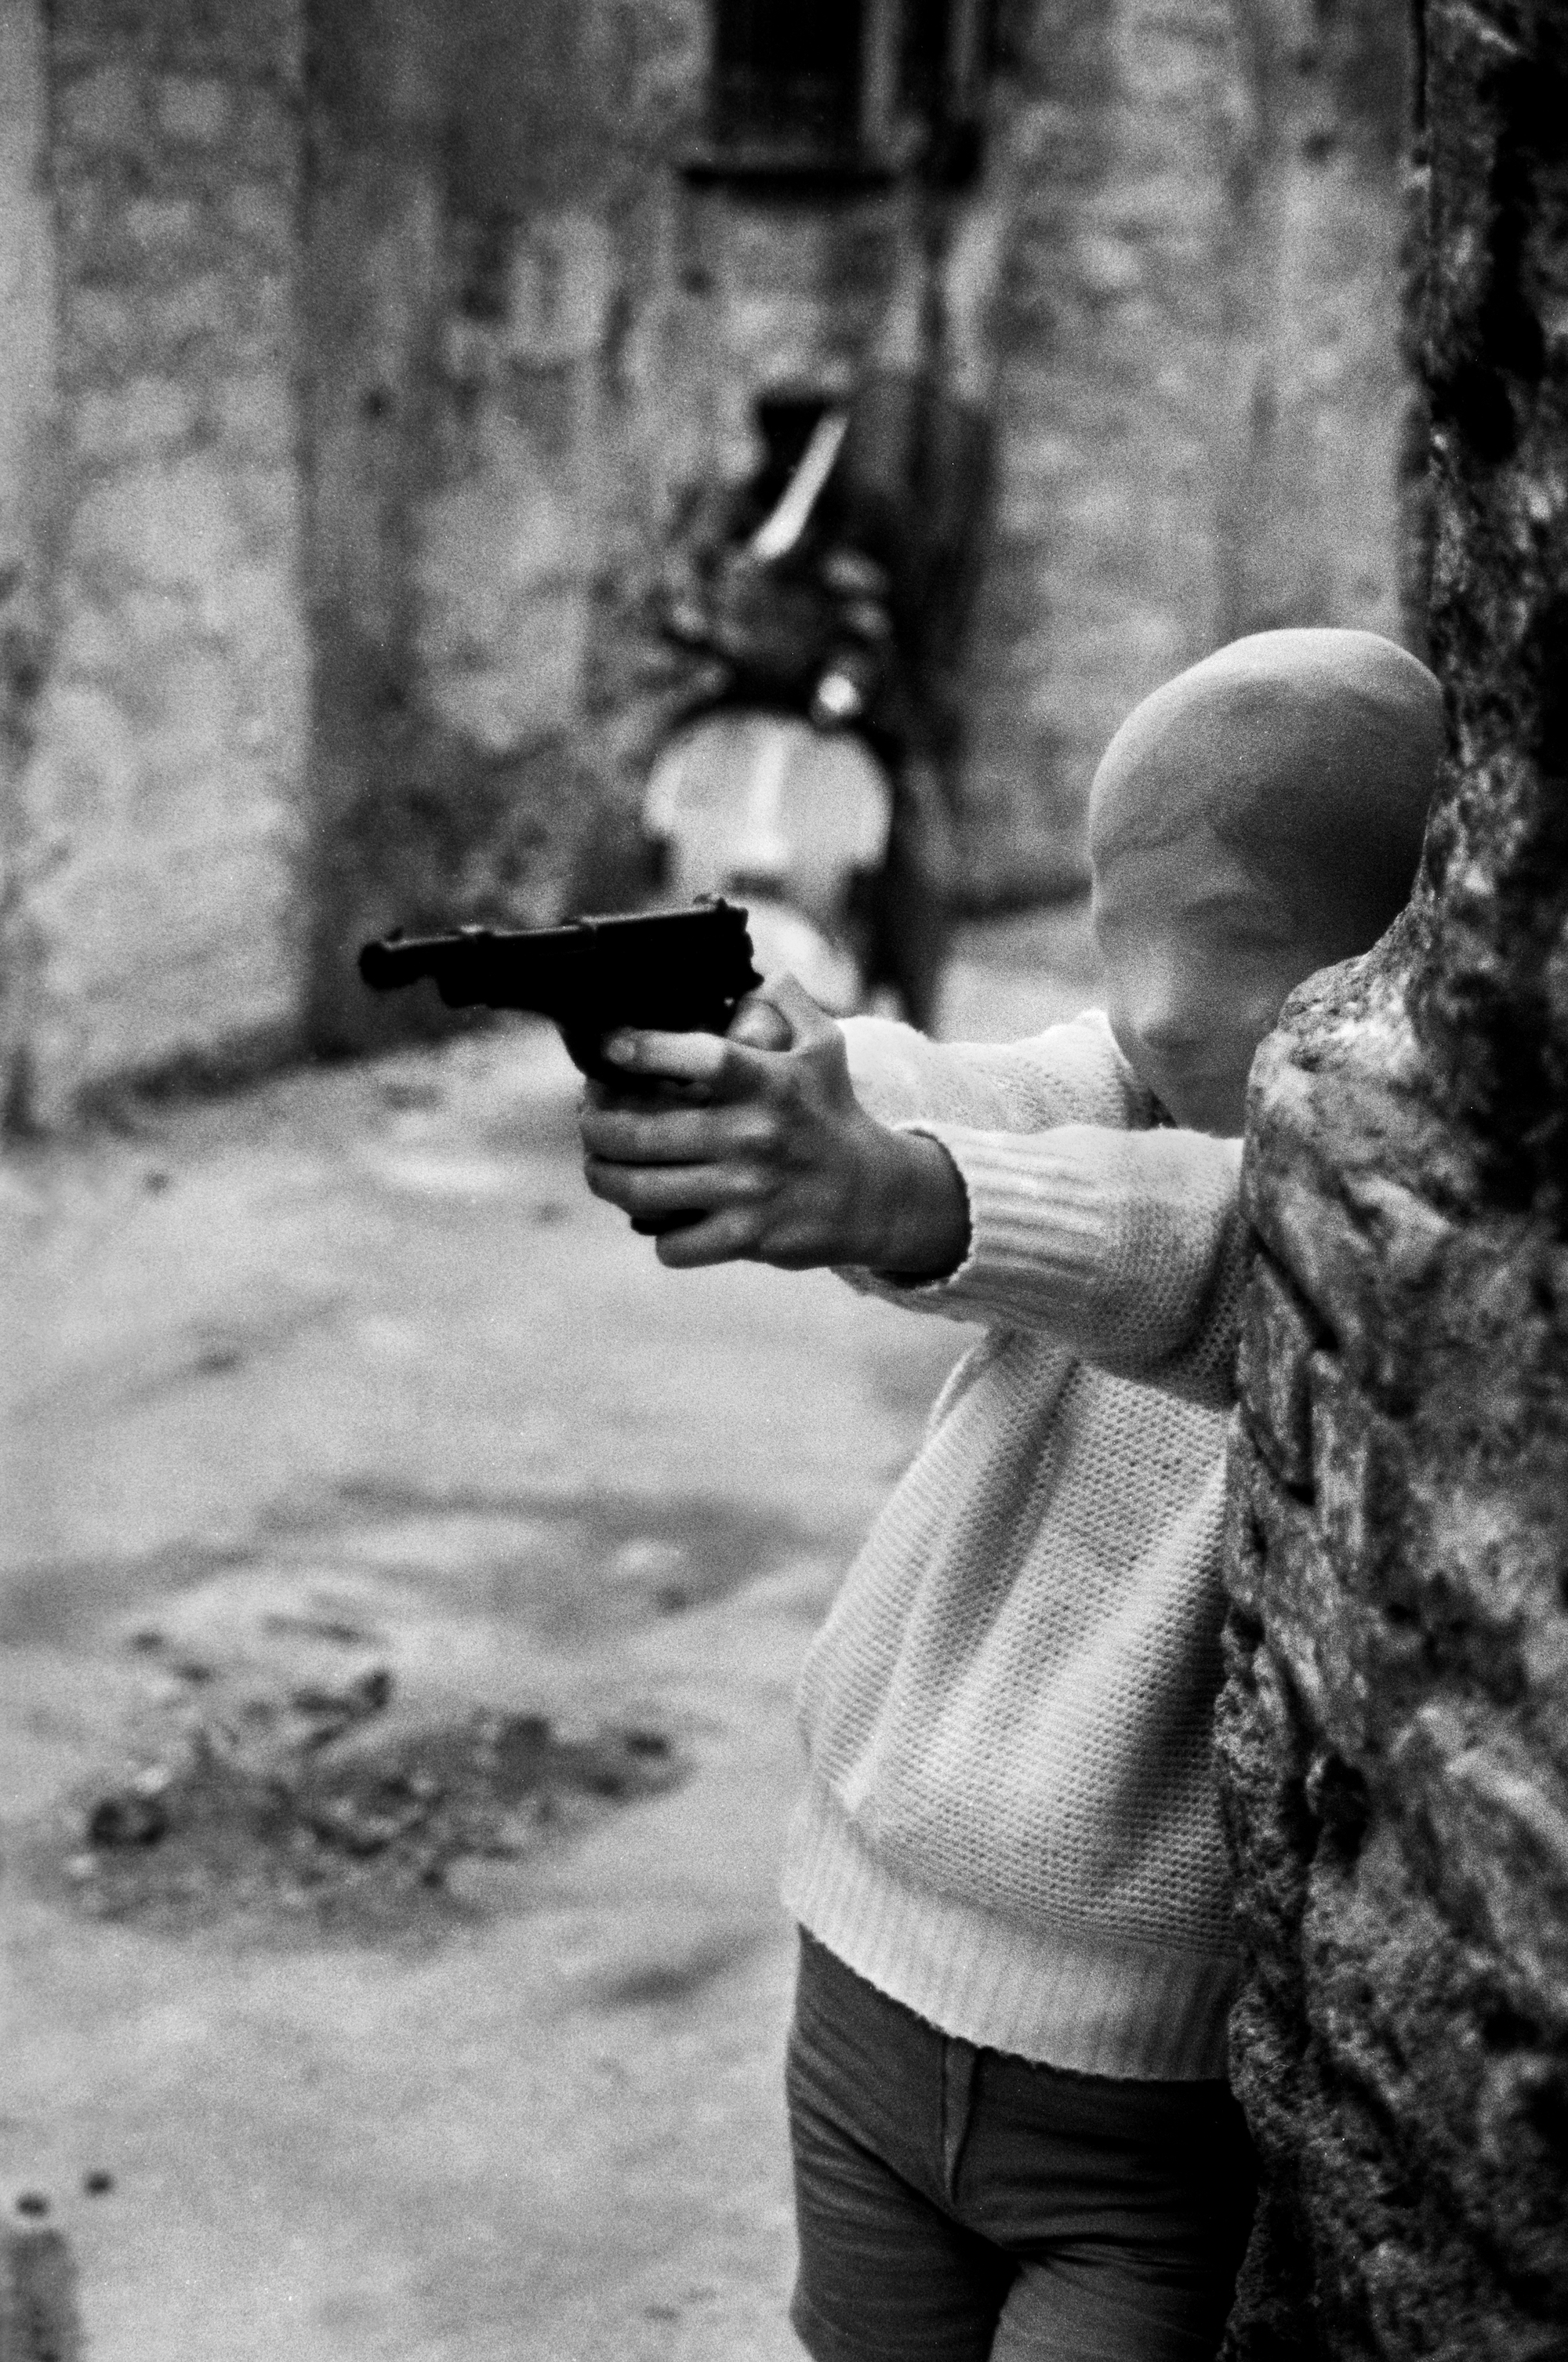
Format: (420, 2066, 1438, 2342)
(727, 990, 794, 1052)
(760, 971, 841, 1052)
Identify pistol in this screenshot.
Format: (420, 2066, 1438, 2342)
(358, 898, 763, 1081)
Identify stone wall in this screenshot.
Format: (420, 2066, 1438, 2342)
(0, 0, 56, 1123)
(4, 0, 310, 1126)
(300, 0, 659, 1049)
(1217, 3, 1568, 2353)
(1224, 0, 1417, 642)
(960, 0, 1414, 901)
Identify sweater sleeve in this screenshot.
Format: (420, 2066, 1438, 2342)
(848, 1119, 1250, 1411)
(840, 1007, 1152, 1136)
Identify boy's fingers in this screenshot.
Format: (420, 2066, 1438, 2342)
(580, 1102, 736, 1165)
(759, 972, 839, 1051)
(601, 1027, 734, 1087)
(604, 998, 836, 1092)
(727, 992, 794, 1052)
(600, 1079, 717, 1113)
(652, 1206, 765, 1268)
(583, 1079, 703, 1122)
(583, 1156, 764, 1217)
(583, 1156, 704, 1215)
(604, 1025, 787, 1105)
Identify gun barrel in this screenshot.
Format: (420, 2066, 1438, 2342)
(356, 923, 587, 1001)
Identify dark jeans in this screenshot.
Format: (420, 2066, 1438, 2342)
(786, 1932, 1255, 2362)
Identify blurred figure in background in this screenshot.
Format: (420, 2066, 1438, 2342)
(645, 365, 994, 1030)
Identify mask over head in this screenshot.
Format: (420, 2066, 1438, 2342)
(1089, 627, 1444, 949)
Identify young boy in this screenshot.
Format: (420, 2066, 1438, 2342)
(580, 627, 1443, 2362)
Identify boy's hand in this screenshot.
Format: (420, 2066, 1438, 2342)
(579, 976, 969, 1275)
(724, 989, 795, 1055)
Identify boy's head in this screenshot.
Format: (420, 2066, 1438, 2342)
(1088, 627, 1444, 1134)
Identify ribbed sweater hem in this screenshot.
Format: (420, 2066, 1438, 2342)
(781, 1780, 1238, 2081)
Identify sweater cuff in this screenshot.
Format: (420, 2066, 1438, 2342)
(891, 1118, 1125, 1321)
(835, 1122, 1079, 1318)
(831, 1127, 979, 1319)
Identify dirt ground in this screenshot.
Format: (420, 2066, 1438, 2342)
(1, 910, 1098, 2362)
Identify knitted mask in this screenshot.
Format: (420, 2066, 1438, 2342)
(1088, 628, 1444, 1134)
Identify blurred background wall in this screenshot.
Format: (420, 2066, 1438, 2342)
(0, 0, 1417, 1122)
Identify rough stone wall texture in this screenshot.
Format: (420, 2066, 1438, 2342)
(4, 0, 310, 1125)
(1217, 5, 1568, 2357)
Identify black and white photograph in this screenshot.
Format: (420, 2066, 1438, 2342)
(2, 3, 1564, 2357)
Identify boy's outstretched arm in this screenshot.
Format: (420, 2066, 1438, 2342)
(582, 977, 1250, 1406)
(579, 977, 971, 1275)
(887, 1117, 1249, 1408)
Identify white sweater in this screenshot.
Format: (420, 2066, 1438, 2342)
(780, 1009, 1250, 2081)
